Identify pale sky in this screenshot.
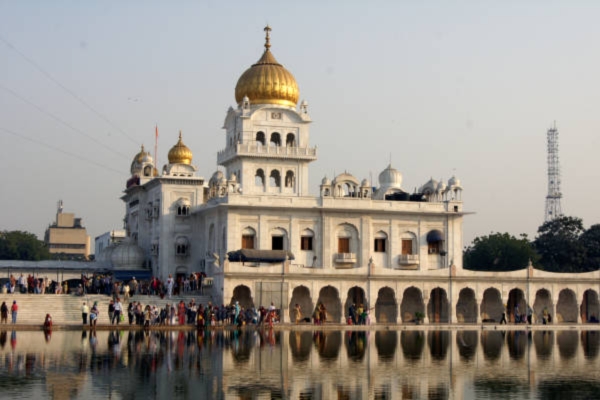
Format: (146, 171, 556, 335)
(1, 1, 599, 252)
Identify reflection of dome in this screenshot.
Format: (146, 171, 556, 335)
(110, 238, 145, 269)
(168, 132, 193, 165)
(234, 26, 299, 108)
(130, 145, 153, 175)
(378, 164, 402, 189)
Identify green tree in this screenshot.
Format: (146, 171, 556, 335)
(533, 216, 587, 272)
(581, 224, 600, 271)
(464, 232, 537, 271)
(0, 230, 50, 261)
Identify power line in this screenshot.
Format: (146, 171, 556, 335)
(0, 34, 139, 146)
(0, 82, 130, 160)
(0, 126, 126, 176)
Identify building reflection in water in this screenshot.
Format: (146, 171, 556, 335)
(0, 329, 600, 399)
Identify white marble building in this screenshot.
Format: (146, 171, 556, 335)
(116, 26, 600, 325)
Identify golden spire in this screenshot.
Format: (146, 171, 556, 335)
(264, 25, 271, 51)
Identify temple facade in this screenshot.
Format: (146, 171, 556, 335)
(114, 26, 600, 324)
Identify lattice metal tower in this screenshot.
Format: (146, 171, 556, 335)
(544, 122, 562, 221)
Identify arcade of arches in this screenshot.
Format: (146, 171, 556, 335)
(229, 283, 600, 324)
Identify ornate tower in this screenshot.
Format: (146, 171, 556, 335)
(217, 26, 316, 196)
(544, 122, 562, 221)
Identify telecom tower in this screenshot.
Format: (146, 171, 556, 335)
(544, 122, 562, 221)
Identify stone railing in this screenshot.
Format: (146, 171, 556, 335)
(398, 254, 419, 265)
(217, 143, 317, 163)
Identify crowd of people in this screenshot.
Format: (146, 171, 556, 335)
(2, 272, 208, 298)
(80, 298, 282, 330)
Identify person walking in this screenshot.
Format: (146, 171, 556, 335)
(108, 300, 115, 325)
(82, 302, 89, 325)
(90, 301, 99, 328)
(0, 301, 8, 324)
(11, 301, 18, 324)
(113, 298, 123, 325)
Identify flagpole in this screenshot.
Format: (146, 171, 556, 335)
(154, 124, 158, 169)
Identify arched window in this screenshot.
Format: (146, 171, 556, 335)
(286, 133, 295, 147)
(270, 132, 281, 147)
(374, 231, 387, 253)
(271, 227, 287, 250)
(241, 227, 256, 249)
(143, 165, 152, 177)
(270, 170, 281, 187)
(285, 170, 294, 188)
(300, 228, 314, 251)
(177, 205, 190, 216)
(255, 169, 265, 186)
(256, 131, 266, 146)
(175, 236, 189, 256)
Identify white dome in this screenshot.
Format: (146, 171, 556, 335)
(110, 238, 145, 270)
(361, 178, 370, 187)
(321, 176, 331, 185)
(448, 175, 461, 187)
(378, 165, 402, 189)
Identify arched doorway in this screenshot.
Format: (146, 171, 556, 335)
(557, 289, 578, 323)
(317, 285, 342, 323)
(375, 287, 397, 323)
(580, 289, 600, 323)
(456, 287, 477, 323)
(507, 288, 526, 323)
(427, 287, 448, 323)
(345, 286, 366, 321)
(400, 287, 424, 323)
(533, 289, 552, 324)
(231, 285, 254, 310)
(289, 285, 313, 323)
(480, 288, 503, 323)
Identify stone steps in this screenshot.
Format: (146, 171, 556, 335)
(0, 293, 214, 325)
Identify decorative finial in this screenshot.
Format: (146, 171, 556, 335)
(179, 130, 182, 140)
(141, 144, 145, 152)
(264, 25, 272, 50)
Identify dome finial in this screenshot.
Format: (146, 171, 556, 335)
(179, 130, 182, 140)
(264, 25, 272, 51)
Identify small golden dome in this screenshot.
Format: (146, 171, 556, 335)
(130, 145, 153, 175)
(168, 131, 193, 165)
(235, 26, 299, 108)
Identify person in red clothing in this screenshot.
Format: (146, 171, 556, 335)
(10, 301, 18, 324)
(44, 314, 53, 329)
(178, 300, 186, 325)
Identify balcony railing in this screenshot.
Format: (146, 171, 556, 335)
(334, 253, 356, 266)
(398, 254, 419, 265)
(217, 143, 317, 164)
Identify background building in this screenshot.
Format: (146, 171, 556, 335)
(44, 200, 90, 260)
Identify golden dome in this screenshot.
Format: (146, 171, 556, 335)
(235, 26, 299, 108)
(168, 131, 193, 165)
(130, 145, 153, 175)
